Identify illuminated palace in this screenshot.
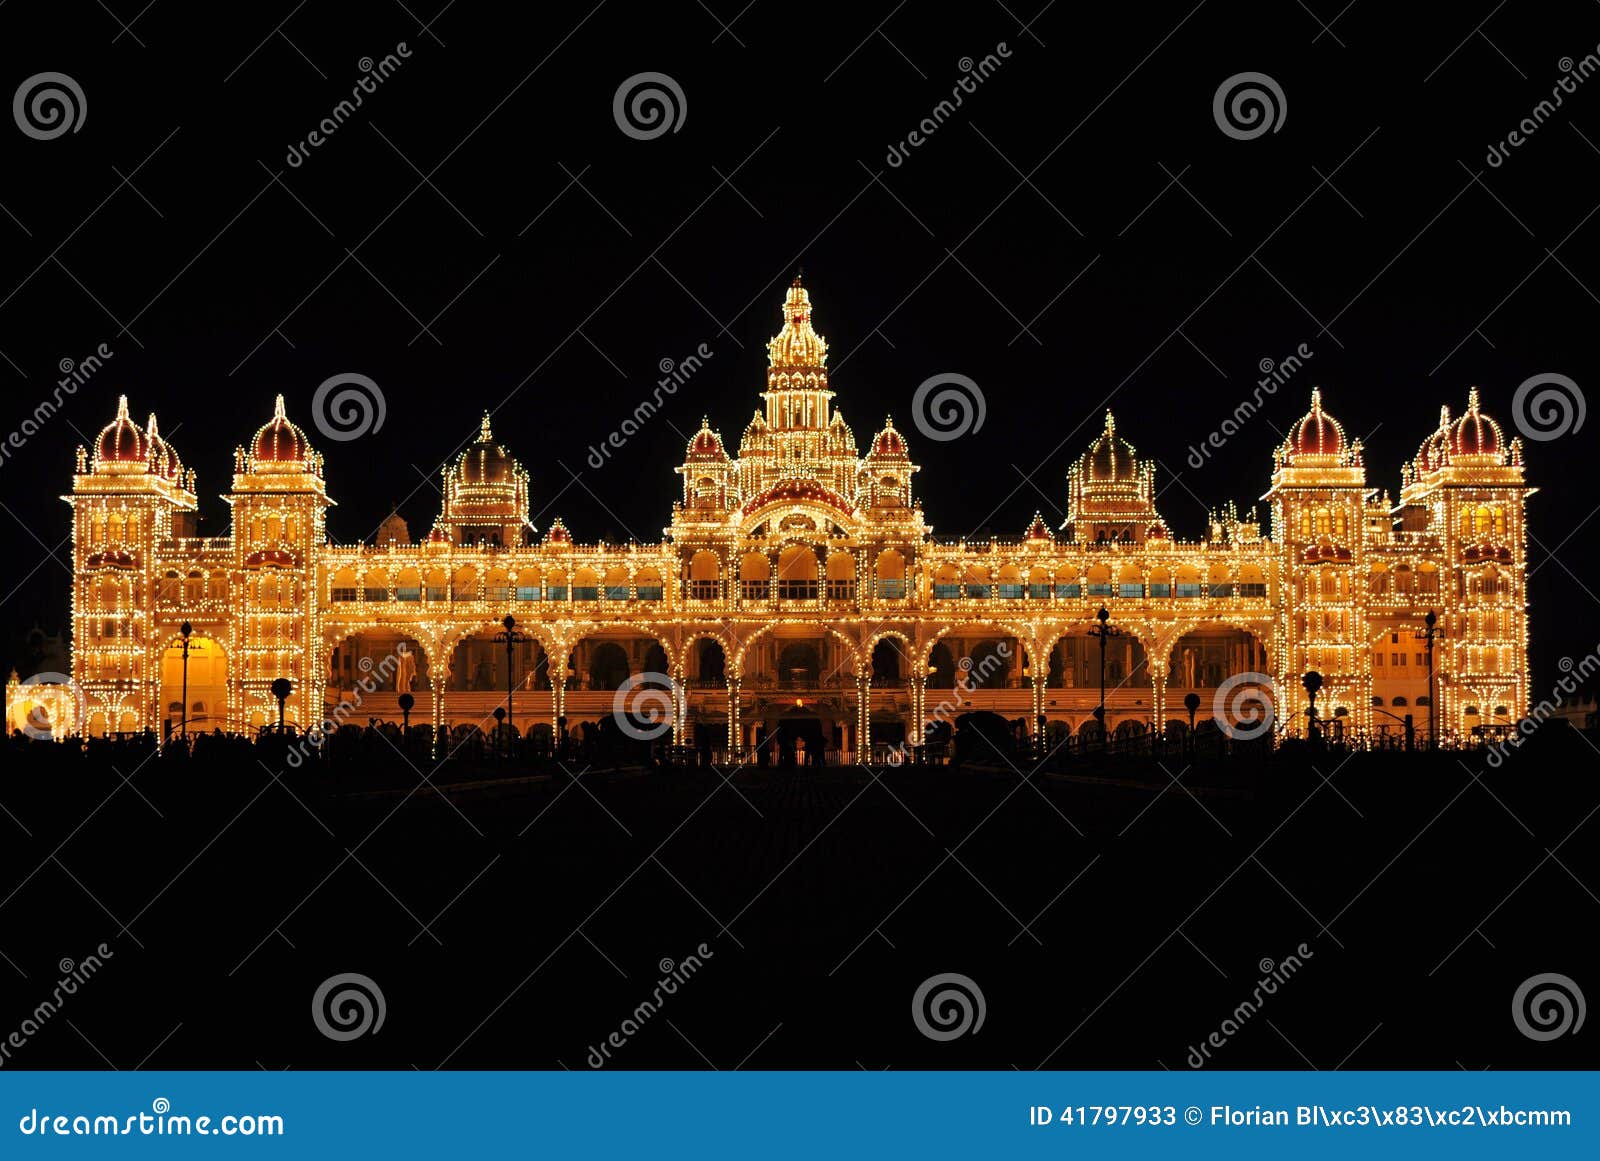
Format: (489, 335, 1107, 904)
(37, 279, 1533, 754)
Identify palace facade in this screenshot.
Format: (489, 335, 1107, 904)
(29, 278, 1533, 756)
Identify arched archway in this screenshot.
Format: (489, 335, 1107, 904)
(158, 633, 229, 737)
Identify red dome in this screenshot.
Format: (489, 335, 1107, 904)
(687, 421, 727, 459)
(1449, 387, 1504, 458)
(1415, 405, 1451, 473)
(144, 413, 181, 480)
(869, 419, 906, 457)
(95, 396, 146, 466)
(1287, 389, 1346, 460)
(251, 395, 309, 464)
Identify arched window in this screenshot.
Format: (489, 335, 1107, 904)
(636, 567, 664, 601)
(877, 550, 907, 600)
(572, 567, 600, 602)
(826, 552, 857, 601)
(688, 551, 720, 600)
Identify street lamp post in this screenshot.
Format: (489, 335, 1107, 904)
(494, 614, 528, 759)
(1087, 606, 1122, 747)
(1301, 670, 1323, 745)
(178, 621, 192, 741)
(270, 677, 293, 735)
(1183, 691, 1200, 754)
(1421, 609, 1439, 750)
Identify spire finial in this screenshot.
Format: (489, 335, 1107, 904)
(145, 412, 159, 435)
(1104, 409, 1116, 433)
(480, 411, 493, 441)
(1466, 385, 1481, 410)
(1310, 386, 1323, 409)
(115, 395, 130, 419)
(272, 394, 287, 420)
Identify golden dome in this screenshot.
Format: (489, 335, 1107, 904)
(767, 277, 829, 377)
(455, 413, 521, 486)
(868, 416, 908, 458)
(1083, 411, 1139, 481)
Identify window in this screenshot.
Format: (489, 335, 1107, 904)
(1086, 582, 1112, 597)
(742, 580, 770, 600)
(777, 579, 818, 600)
(516, 583, 542, 600)
(1149, 583, 1171, 597)
(331, 585, 358, 601)
(997, 583, 1023, 599)
(1209, 582, 1234, 598)
(826, 579, 855, 600)
(546, 585, 568, 601)
(689, 580, 718, 600)
(1118, 583, 1143, 598)
(1027, 583, 1051, 599)
(1175, 582, 1201, 598)
(1238, 582, 1266, 598)
(964, 583, 990, 598)
(603, 585, 629, 601)
(933, 583, 961, 599)
(573, 585, 599, 601)
(397, 584, 421, 601)
(879, 579, 907, 599)
(1055, 583, 1081, 598)
(1392, 697, 1408, 706)
(637, 585, 664, 601)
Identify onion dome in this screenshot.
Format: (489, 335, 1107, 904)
(1083, 411, 1139, 481)
(868, 416, 909, 459)
(1448, 387, 1505, 459)
(251, 394, 311, 465)
(767, 277, 829, 379)
(685, 417, 729, 461)
(825, 410, 857, 454)
(144, 413, 181, 481)
(1415, 405, 1452, 474)
(456, 412, 520, 485)
(1286, 388, 1347, 462)
(94, 396, 147, 468)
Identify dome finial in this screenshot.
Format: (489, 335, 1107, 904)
(272, 394, 287, 420)
(145, 412, 159, 436)
(1104, 409, 1116, 433)
(480, 411, 493, 442)
(1466, 385, 1481, 411)
(116, 395, 130, 419)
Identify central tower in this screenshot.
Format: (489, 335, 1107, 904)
(761, 276, 832, 432)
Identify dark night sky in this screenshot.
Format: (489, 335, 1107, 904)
(2, 0, 1597, 690)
